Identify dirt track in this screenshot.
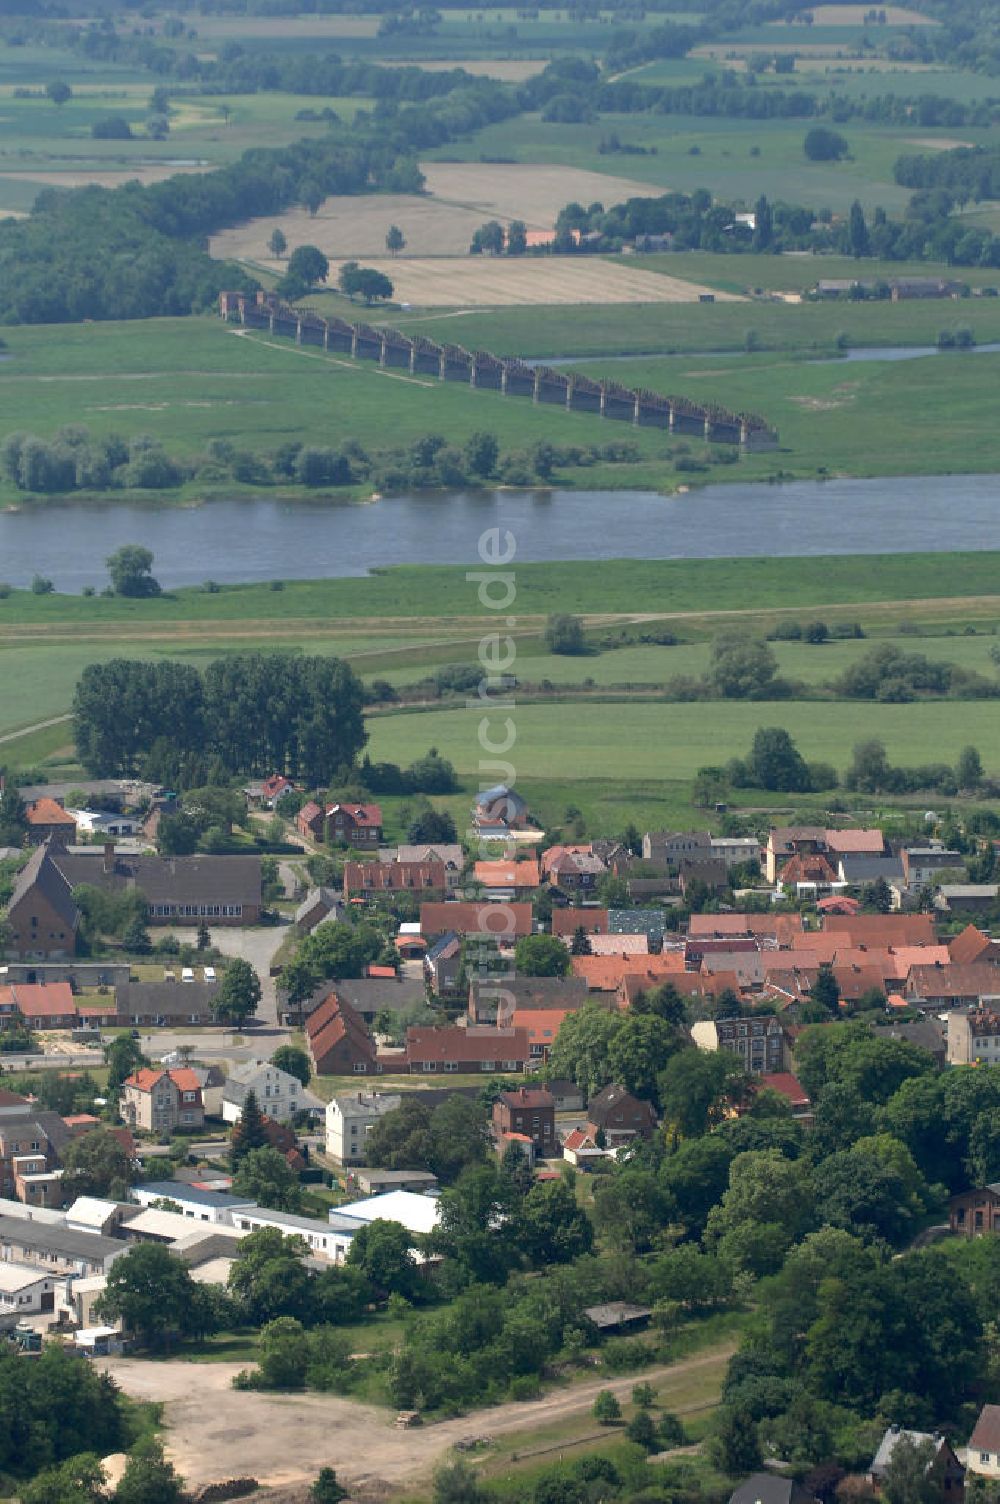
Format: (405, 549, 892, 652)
(104, 1344, 734, 1493)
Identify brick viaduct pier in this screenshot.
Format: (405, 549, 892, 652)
(219, 290, 779, 451)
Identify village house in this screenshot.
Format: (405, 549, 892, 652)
(947, 1007, 1000, 1064)
(912, 967, 1000, 1013)
(404, 1024, 529, 1074)
(0, 1092, 71, 1202)
(5, 845, 81, 959)
(901, 846, 966, 887)
(384, 844, 465, 888)
(473, 784, 530, 837)
(423, 931, 463, 996)
(306, 992, 380, 1076)
(587, 1083, 657, 1145)
(691, 1015, 786, 1075)
(120, 1068, 205, 1134)
(295, 887, 341, 933)
(24, 798, 77, 846)
(0, 981, 78, 1030)
(541, 845, 607, 894)
(493, 1086, 556, 1157)
(949, 1184, 1000, 1238)
(867, 1426, 964, 1498)
(325, 1090, 402, 1165)
(113, 979, 219, 1028)
(468, 974, 589, 1025)
(221, 1060, 307, 1125)
(244, 774, 293, 809)
(550, 908, 609, 938)
(967, 1405, 1000, 1479)
(326, 802, 383, 848)
(643, 830, 712, 866)
(472, 858, 541, 900)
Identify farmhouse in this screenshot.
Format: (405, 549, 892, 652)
(326, 802, 383, 848)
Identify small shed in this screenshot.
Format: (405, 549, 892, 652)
(582, 1301, 652, 1334)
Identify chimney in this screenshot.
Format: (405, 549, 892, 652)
(103, 842, 115, 874)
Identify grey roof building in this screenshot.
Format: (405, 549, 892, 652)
(51, 849, 262, 924)
(0, 1215, 124, 1274)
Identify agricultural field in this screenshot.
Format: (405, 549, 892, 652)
(210, 163, 666, 265)
(0, 60, 372, 212)
(420, 111, 972, 211)
(322, 256, 732, 306)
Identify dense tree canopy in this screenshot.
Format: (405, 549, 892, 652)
(73, 653, 367, 781)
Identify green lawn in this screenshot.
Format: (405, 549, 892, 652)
(366, 697, 1000, 781)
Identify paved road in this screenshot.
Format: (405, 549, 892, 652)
(0, 1051, 104, 1072)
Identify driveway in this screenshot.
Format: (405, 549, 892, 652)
(103, 1344, 735, 1494)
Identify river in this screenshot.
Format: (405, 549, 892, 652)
(2, 474, 1000, 592)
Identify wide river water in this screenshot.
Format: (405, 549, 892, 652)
(1, 474, 999, 592)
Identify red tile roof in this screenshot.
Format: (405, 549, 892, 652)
(25, 797, 76, 826)
(473, 860, 541, 888)
(950, 925, 999, 966)
(124, 1067, 201, 1094)
(550, 909, 609, 937)
(498, 1087, 554, 1110)
(572, 952, 685, 991)
(405, 1025, 529, 1064)
(824, 828, 886, 854)
(822, 913, 937, 946)
(759, 1072, 810, 1108)
(420, 902, 533, 938)
(511, 1008, 575, 1045)
(3, 982, 75, 1020)
(327, 802, 382, 825)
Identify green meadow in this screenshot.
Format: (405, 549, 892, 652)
(4, 317, 1000, 501)
(365, 696, 1000, 782)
